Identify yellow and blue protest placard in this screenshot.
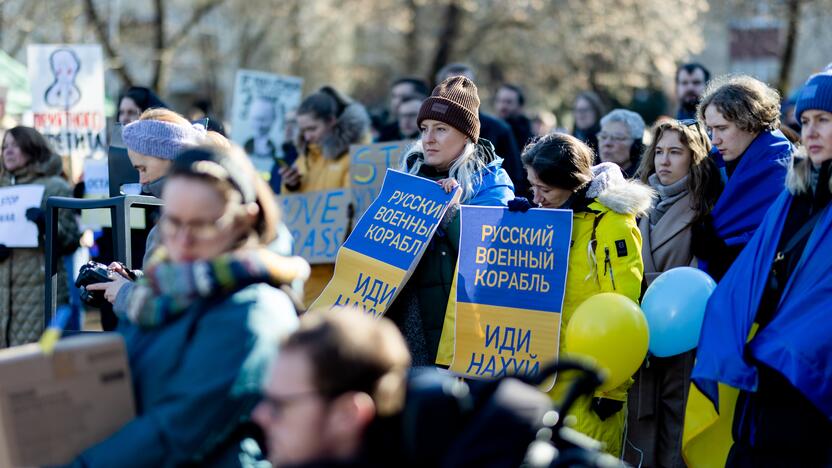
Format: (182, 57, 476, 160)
(312, 169, 460, 317)
(279, 189, 351, 264)
(450, 206, 572, 390)
(350, 141, 409, 219)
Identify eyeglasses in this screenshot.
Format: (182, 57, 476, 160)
(257, 390, 325, 420)
(158, 209, 237, 241)
(597, 132, 632, 143)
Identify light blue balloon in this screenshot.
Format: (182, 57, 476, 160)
(640, 267, 716, 357)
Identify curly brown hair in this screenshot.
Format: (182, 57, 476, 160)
(638, 120, 723, 221)
(697, 75, 781, 134)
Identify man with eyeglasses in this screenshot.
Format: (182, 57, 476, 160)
(676, 63, 710, 120)
(252, 309, 411, 467)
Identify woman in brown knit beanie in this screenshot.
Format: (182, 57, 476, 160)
(384, 76, 515, 366)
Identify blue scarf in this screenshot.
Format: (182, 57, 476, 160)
(692, 189, 832, 418)
(710, 130, 791, 247)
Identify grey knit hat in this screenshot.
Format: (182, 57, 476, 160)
(122, 119, 207, 160)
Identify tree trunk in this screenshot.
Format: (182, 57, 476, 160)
(82, 0, 134, 88)
(403, 0, 421, 75)
(429, 0, 463, 86)
(151, 0, 166, 92)
(287, 0, 303, 76)
(777, 0, 801, 95)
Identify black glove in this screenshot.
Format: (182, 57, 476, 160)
(0, 244, 9, 262)
(507, 197, 534, 213)
(25, 207, 46, 234)
(591, 397, 624, 421)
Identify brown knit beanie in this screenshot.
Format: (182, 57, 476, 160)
(417, 76, 481, 142)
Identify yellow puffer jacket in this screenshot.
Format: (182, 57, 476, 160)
(436, 164, 653, 457)
(284, 102, 371, 306)
(549, 169, 654, 457)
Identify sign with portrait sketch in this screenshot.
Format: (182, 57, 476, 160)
(27, 44, 107, 182)
(230, 70, 303, 177)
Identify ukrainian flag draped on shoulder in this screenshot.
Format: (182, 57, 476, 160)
(684, 190, 832, 465)
(709, 130, 791, 248)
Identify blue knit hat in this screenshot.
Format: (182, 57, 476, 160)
(122, 119, 207, 160)
(795, 71, 832, 122)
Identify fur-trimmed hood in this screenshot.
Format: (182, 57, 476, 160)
(297, 101, 371, 159)
(586, 162, 655, 217)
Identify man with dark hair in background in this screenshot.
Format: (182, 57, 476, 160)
(396, 96, 423, 140)
(494, 83, 532, 195)
(676, 62, 710, 120)
(377, 77, 430, 142)
(435, 63, 525, 195)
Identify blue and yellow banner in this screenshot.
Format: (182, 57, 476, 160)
(279, 189, 351, 265)
(349, 141, 409, 219)
(311, 169, 460, 317)
(450, 207, 572, 390)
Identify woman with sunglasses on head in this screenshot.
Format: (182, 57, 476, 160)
(624, 119, 722, 467)
(72, 144, 305, 466)
(694, 71, 832, 467)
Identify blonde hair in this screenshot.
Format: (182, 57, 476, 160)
(786, 148, 831, 196)
(400, 139, 488, 203)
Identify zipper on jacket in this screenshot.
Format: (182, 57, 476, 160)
(604, 247, 616, 290)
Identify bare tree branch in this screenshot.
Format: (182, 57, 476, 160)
(83, 0, 134, 88)
(167, 0, 226, 50)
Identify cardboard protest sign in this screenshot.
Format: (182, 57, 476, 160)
(28, 44, 106, 182)
(450, 207, 572, 390)
(311, 169, 461, 317)
(279, 190, 351, 264)
(0, 334, 134, 467)
(349, 141, 409, 219)
(0, 185, 45, 248)
(230, 70, 303, 177)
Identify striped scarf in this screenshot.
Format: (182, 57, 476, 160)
(126, 248, 309, 328)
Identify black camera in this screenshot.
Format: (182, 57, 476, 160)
(75, 261, 114, 308)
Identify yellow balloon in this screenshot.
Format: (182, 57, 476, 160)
(564, 293, 649, 392)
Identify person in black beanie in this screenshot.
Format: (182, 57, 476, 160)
(385, 76, 515, 366)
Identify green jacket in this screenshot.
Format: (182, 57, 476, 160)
(0, 152, 78, 347)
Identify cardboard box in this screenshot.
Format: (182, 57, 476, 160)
(0, 333, 135, 467)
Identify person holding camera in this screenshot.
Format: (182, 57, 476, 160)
(73, 144, 302, 466)
(0, 126, 79, 348)
(85, 109, 223, 316)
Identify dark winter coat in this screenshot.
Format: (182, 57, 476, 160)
(0, 152, 78, 348)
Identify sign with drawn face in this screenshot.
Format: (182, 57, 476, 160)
(230, 70, 303, 177)
(28, 44, 106, 181)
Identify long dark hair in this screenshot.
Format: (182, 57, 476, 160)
(3, 126, 55, 166)
(297, 86, 351, 121)
(638, 120, 723, 221)
(521, 133, 593, 192)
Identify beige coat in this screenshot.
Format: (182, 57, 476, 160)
(638, 191, 697, 286)
(625, 191, 697, 468)
(0, 153, 79, 348)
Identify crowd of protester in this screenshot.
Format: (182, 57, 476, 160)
(0, 57, 830, 467)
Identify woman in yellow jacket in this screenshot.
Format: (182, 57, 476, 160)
(520, 133, 653, 456)
(280, 86, 370, 305)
